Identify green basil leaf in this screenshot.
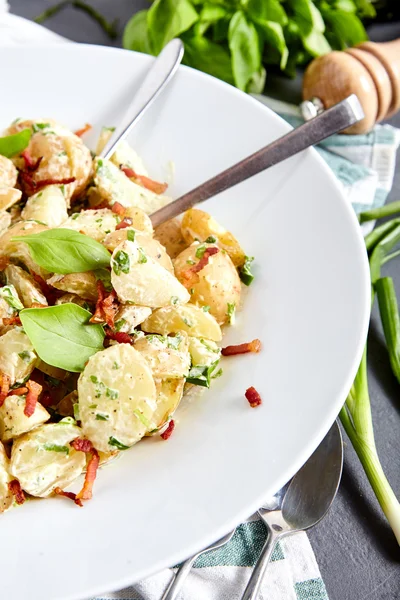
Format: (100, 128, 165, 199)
(183, 35, 234, 85)
(322, 10, 367, 47)
(247, 0, 288, 26)
(12, 229, 111, 274)
(228, 11, 261, 92)
(255, 20, 288, 69)
(194, 3, 229, 36)
(301, 29, 331, 57)
(288, 0, 326, 34)
(148, 0, 198, 55)
(123, 9, 154, 54)
(20, 304, 105, 373)
(0, 129, 31, 158)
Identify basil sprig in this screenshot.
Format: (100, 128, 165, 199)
(20, 304, 105, 372)
(0, 129, 31, 158)
(12, 229, 111, 274)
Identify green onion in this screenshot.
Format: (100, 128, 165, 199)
(359, 201, 400, 224)
(109, 436, 130, 450)
(239, 256, 255, 286)
(364, 219, 400, 253)
(369, 223, 400, 286)
(376, 277, 400, 384)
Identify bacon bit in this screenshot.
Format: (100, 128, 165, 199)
(160, 419, 175, 441)
(245, 386, 262, 408)
(105, 330, 132, 344)
(90, 281, 119, 328)
(8, 480, 25, 505)
(74, 123, 92, 137)
(21, 150, 42, 172)
(32, 273, 59, 305)
(24, 380, 42, 417)
(90, 280, 106, 324)
(221, 339, 262, 357)
(20, 173, 76, 194)
(54, 487, 83, 507)
(0, 257, 9, 271)
(76, 449, 99, 501)
(121, 166, 168, 195)
(111, 201, 126, 216)
(2, 314, 21, 326)
(9, 387, 28, 397)
(40, 391, 54, 408)
(0, 374, 10, 407)
(71, 438, 94, 453)
(181, 247, 220, 288)
(115, 218, 133, 230)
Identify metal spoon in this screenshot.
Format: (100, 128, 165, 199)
(161, 529, 236, 600)
(241, 420, 343, 600)
(150, 95, 364, 226)
(100, 39, 184, 160)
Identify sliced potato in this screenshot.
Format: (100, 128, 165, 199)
(0, 394, 50, 442)
(10, 420, 86, 497)
(188, 337, 221, 368)
(0, 328, 37, 385)
(0, 211, 11, 237)
(174, 243, 241, 325)
(60, 209, 119, 243)
(151, 378, 185, 431)
(111, 240, 189, 308)
(47, 271, 98, 302)
(55, 293, 92, 309)
(114, 304, 152, 334)
(78, 344, 157, 452)
(0, 284, 23, 312)
(0, 220, 49, 277)
(0, 295, 17, 335)
(181, 209, 246, 267)
(134, 333, 190, 379)
(109, 140, 149, 176)
(21, 185, 68, 227)
(124, 207, 153, 236)
(0, 442, 13, 512)
(104, 232, 173, 273)
(0, 187, 22, 211)
(93, 158, 171, 214)
(141, 304, 222, 342)
(5, 264, 48, 307)
(0, 155, 18, 188)
(95, 126, 114, 156)
(154, 217, 187, 259)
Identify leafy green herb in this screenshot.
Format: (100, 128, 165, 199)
(114, 319, 126, 332)
(106, 387, 119, 399)
(18, 351, 33, 363)
(112, 361, 120, 370)
(112, 250, 130, 275)
(73, 403, 80, 421)
(195, 244, 206, 259)
(32, 122, 50, 132)
(0, 129, 31, 158)
(187, 259, 196, 265)
(133, 409, 152, 429)
(239, 256, 255, 286)
(94, 268, 113, 292)
(170, 296, 179, 306)
(127, 230, 136, 242)
(109, 436, 130, 450)
(0, 285, 23, 311)
(205, 236, 217, 243)
(43, 444, 69, 454)
(186, 361, 221, 388)
(20, 304, 105, 373)
(12, 229, 111, 275)
(138, 247, 148, 264)
(202, 305, 210, 312)
(226, 302, 236, 324)
(96, 413, 109, 421)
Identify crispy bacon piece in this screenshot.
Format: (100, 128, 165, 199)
(54, 487, 83, 507)
(24, 380, 42, 417)
(40, 391, 54, 407)
(74, 123, 92, 137)
(0, 374, 10, 407)
(221, 339, 262, 357)
(2, 314, 22, 326)
(181, 247, 220, 288)
(111, 201, 126, 216)
(90, 281, 118, 328)
(21, 150, 43, 172)
(20, 173, 76, 194)
(8, 480, 25, 505)
(9, 387, 28, 397)
(32, 273, 59, 305)
(160, 419, 175, 441)
(71, 438, 94, 453)
(76, 449, 99, 501)
(90, 280, 106, 324)
(0, 257, 10, 271)
(105, 330, 132, 344)
(121, 166, 168, 195)
(245, 386, 262, 408)
(115, 218, 133, 230)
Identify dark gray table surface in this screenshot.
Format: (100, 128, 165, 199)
(8, 2, 400, 598)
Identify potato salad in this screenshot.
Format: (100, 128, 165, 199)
(0, 118, 257, 510)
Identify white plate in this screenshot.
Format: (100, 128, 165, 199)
(0, 45, 369, 600)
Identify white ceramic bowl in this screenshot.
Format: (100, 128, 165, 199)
(0, 45, 370, 600)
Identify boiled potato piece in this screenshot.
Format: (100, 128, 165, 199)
(134, 333, 190, 379)
(5, 265, 48, 307)
(95, 126, 114, 156)
(154, 217, 187, 259)
(124, 207, 153, 236)
(0, 284, 23, 312)
(21, 185, 68, 227)
(0, 442, 13, 512)
(188, 337, 221, 368)
(55, 293, 92, 309)
(111, 240, 189, 308)
(0, 187, 22, 211)
(0, 296, 17, 335)
(141, 304, 222, 342)
(47, 271, 98, 302)
(78, 344, 157, 452)
(93, 158, 171, 214)
(114, 304, 152, 334)
(109, 140, 149, 176)
(0, 394, 50, 442)
(104, 232, 173, 274)
(10, 420, 86, 497)
(151, 378, 185, 431)
(181, 209, 246, 267)
(174, 243, 241, 325)
(0, 155, 18, 188)
(0, 328, 37, 385)
(0, 211, 11, 237)
(0, 220, 49, 277)
(60, 209, 119, 243)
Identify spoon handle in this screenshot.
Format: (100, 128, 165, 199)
(241, 526, 281, 600)
(150, 94, 364, 227)
(160, 554, 198, 600)
(100, 39, 184, 160)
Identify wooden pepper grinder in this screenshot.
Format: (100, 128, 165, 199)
(302, 39, 400, 134)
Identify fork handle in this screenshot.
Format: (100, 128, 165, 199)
(241, 528, 281, 600)
(161, 554, 198, 600)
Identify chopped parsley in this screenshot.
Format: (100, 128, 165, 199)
(186, 361, 221, 388)
(133, 410, 152, 428)
(239, 256, 255, 286)
(106, 387, 119, 400)
(71, 213, 79, 220)
(226, 302, 236, 324)
(112, 361, 120, 370)
(186, 259, 196, 265)
(32, 122, 50, 132)
(73, 403, 80, 421)
(96, 413, 109, 421)
(170, 296, 179, 306)
(182, 317, 193, 327)
(202, 305, 210, 312)
(112, 250, 130, 275)
(109, 436, 130, 450)
(195, 244, 206, 259)
(138, 247, 147, 264)
(127, 230, 136, 242)
(94, 268, 112, 291)
(43, 444, 69, 454)
(205, 235, 217, 243)
(18, 351, 32, 363)
(114, 319, 126, 332)
(0, 285, 23, 311)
